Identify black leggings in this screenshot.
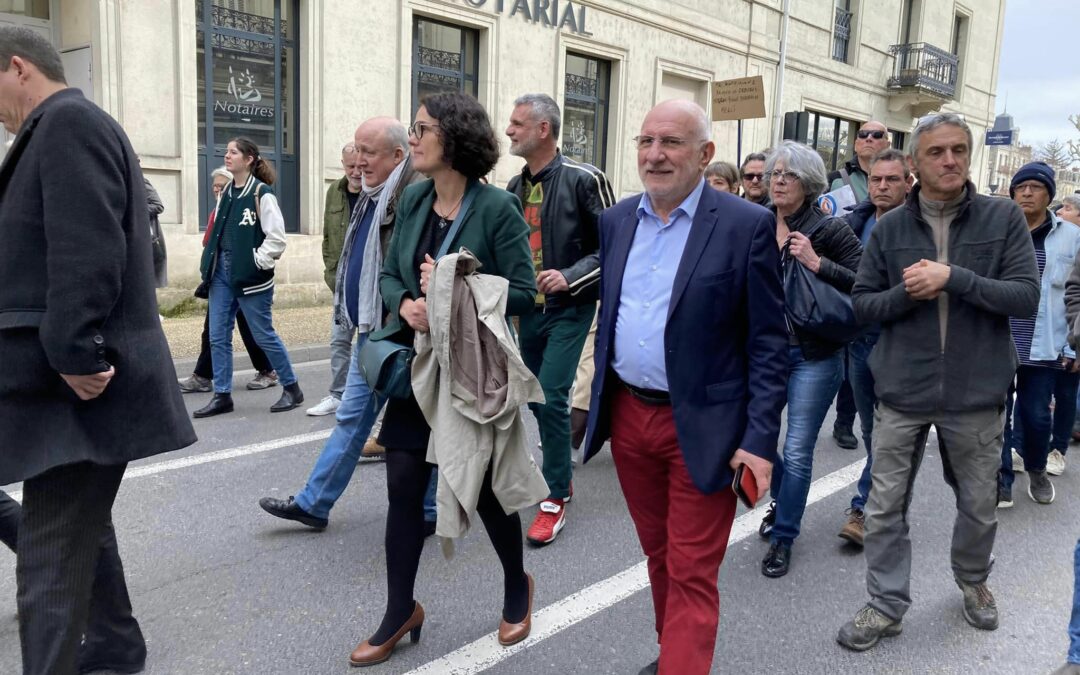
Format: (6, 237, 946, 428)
(370, 447, 529, 645)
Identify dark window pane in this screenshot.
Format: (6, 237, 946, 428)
(563, 53, 610, 171)
(210, 44, 276, 151)
(197, 29, 206, 147)
(412, 18, 480, 111)
(212, 0, 275, 33)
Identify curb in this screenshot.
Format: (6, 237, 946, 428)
(171, 342, 332, 375)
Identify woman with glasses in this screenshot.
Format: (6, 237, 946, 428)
(705, 160, 741, 194)
(193, 138, 303, 418)
(178, 166, 278, 394)
(348, 92, 538, 667)
(758, 140, 862, 579)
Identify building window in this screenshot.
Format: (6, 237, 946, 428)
(411, 18, 479, 116)
(832, 0, 853, 63)
(890, 129, 907, 152)
(562, 53, 611, 171)
(0, 0, 49, 19)
(807, 112, 859, 173)
(951, 12, 968, 94)
(900, 0, 920, 43)
(196, 0, 300, 232)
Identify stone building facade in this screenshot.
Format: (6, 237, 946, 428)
(0, 0, 1008, 304)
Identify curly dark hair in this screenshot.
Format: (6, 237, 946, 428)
(420, 92, 500, 180)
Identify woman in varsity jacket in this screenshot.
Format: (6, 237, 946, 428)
(193, 136, 303, 418)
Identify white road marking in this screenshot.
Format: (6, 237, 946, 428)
(404, 458, 868, 675)
(5, 429, 333, 503)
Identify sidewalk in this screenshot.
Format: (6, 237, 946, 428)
(164, 305, 335, 373)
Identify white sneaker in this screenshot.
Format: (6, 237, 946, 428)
(1047, 449, 1066, 476)
(306, 395, 341, 417)
(1011, 448, 1025, 473)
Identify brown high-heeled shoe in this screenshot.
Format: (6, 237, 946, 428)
(497, 573, 534, 646)
(349, 602, 425, 667)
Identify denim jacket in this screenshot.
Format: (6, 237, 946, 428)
(1031, 211, 1080, 361)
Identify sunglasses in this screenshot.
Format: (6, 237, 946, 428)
(741, 173, 765, 182)
(858, 130, 887, 140)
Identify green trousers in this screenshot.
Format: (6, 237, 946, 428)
(518, 303, 596, 499)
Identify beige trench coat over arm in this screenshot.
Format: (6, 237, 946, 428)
(412, 249, 549, 545)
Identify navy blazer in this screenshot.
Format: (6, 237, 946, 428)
(583, 185, 789, 494)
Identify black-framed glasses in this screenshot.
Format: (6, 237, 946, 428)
(742, 172, 765, 182)
(769, 170, 800, 183)
(409, 121, 440, 140)
(857, 130, 887, 140)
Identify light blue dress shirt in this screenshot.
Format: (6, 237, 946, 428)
(612, 179, 705, 392)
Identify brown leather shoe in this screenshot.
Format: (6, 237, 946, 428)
(361, 438, 385, 458)
(497, 574, 534, 646)
(349, 602, 424, 667)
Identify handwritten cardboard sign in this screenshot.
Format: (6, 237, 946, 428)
(711, 76, 766, 122)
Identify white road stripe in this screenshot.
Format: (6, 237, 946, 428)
(404, 458, 868, 675)
(6, 429, 333, 503)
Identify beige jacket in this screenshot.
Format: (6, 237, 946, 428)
(413, 249, 549, 545)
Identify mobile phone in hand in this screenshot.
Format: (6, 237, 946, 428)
(732, 463, 760, 509)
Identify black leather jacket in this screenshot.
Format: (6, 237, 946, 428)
(506, 153, 615, 307)
(778, 201, 863, 360)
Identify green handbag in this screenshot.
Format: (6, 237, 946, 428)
(358, 182, 478, 399)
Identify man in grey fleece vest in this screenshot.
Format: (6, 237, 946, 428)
(836, 113, 1039, 652)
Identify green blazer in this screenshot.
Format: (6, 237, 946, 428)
(373, 179, 537, 343)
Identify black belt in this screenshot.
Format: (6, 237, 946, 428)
(621, 379, 671, 406)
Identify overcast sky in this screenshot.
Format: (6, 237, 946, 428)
(995, 0, 1078, 150)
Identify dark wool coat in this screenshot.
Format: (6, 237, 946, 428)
(0, 88, 196, 484)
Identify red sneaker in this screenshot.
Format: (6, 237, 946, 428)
(526, 499, 566, 546)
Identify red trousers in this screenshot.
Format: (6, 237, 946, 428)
(610, 387, 737, 675)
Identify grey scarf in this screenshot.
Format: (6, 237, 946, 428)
(332, 159, 408, 333)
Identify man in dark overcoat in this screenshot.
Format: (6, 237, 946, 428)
(0, 26, 196, 675)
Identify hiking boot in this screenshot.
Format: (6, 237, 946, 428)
(1028, 470, 1055, 504)
(838, 508, 865, 546)
(1047, 449, 1066, 476)
(178, 374, 212, 394)
(836, 605, 902, 651)
(996, 484, 1013, 509)
(246, 370, 279, 390)
(956, 579, 998, 630)
(833, 425, 858, 450)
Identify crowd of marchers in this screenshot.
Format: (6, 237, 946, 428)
(1, 23, 1079, 675)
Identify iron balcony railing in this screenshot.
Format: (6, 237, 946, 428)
(887, 42, 958, 99)
(832, 7, 853, 62)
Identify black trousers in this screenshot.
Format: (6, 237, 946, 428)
(193, 307, 272, 379)
(15, 463, 146, 675)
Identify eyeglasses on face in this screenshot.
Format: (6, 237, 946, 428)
(1014, 182, 1047, 194)
(858, 130, 887, 140)
(742, 172, 765, 182)
(769, 170, 800, 183)
(633, 135, 698, 151)
(408, 121, 440, 140)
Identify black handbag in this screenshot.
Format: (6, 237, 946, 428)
(358, 182, 479, 399)
(782, 217, 860, 344)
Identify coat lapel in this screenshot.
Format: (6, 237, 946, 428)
(667, 191, 720, 320)
(605, 207, 639, 313)
(399, 182, 436, 297)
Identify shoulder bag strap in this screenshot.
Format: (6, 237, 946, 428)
(436, 181, 478, 260)
(838, 166, 852, 189)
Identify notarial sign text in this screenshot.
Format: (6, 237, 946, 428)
(215, 65, 274, 121)
(984, 130, 1014, 146)
(460, 0, 592, 36)
(711, 76, 766, 122)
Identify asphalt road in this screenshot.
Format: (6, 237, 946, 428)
(1, 356, 1077, 675)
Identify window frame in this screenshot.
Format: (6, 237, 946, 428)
(562, 51, 612, 172)
(410, 16, 480, 118)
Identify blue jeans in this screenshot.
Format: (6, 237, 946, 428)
(209, 250, 297, 393)
(847, 335, 878, 511)
(1070, 537, 1080, 664)
(1015, 368, 1078, 454)
(1000, 365, 1055, 490)
(771, 345, 844, 546)
(294, 337, 436, 522)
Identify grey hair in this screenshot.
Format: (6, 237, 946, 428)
(383, 122, 409, 153)
(765, 141, 828, 200)
(210, 166, 233, 181)
(0, 25, 65, 83)
(870, 148, 910, 178)
(1063, 194, 1080, 211)
(909, 112, 973, 158)
(514, 93, 562, 140)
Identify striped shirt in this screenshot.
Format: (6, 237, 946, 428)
(1011, 220, 1060, 369)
